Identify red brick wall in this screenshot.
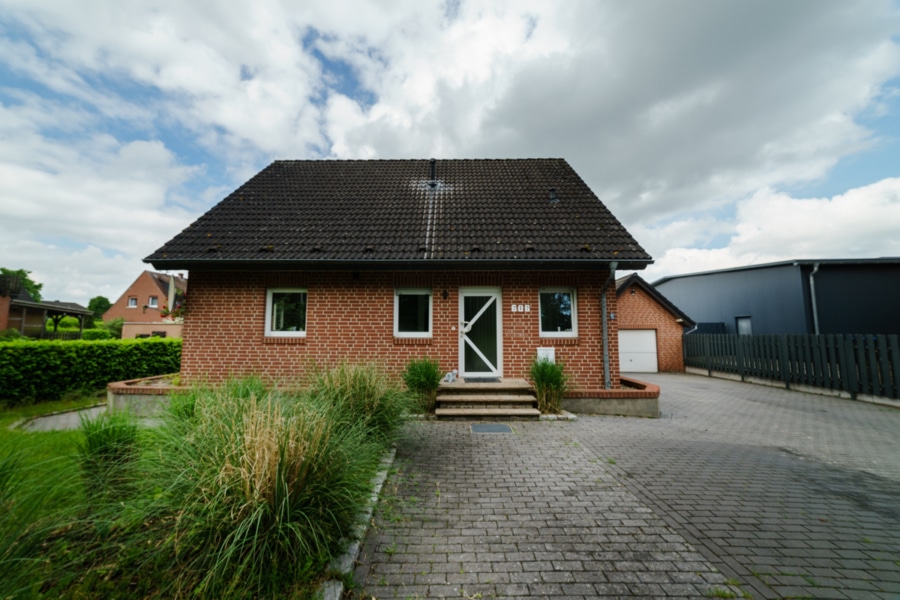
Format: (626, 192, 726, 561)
(180, 269, 620, 395)
(104, 272, 169, 323)
(617, 283, 686, 371)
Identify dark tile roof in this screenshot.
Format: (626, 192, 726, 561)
(10, 297, 93, 316)
(148, 272, 188, 296)
(146, 159, 652, 270)
(617, 273, 695, 327)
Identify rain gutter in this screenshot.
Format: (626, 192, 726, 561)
(808, 262, 821, 335)
(599, 261, 618, 389)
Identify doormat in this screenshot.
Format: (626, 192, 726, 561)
(471, 423, 513, 434)
(465, 377, 500, 383)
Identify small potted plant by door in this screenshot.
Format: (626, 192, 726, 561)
(402, 357, 442, 413)
(530, 356, 568, 414)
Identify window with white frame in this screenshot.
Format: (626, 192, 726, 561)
(127, 296, 137, 308)
(148, 296, 158, 308)
(539, 289, 577, 337)
(394, 289, 432, 337)
(265, 289, 307, 337)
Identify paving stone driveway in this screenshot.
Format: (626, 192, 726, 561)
(353, 373, 900, 599)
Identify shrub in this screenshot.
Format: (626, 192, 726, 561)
(82, 329, 112, 341)
(0, 338, 181, 405)
(48, 316, 82, 330)
(146, 379, 383, 598)
(101, 318, 125, 339)
(530, 357, 569, 414)
(402, 357, 442, 412)
(307, 363, 415, 447)
(0, 328, 21, 342)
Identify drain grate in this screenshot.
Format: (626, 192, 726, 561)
(465, 377, 500, 383)
(471, 423, 513, 433)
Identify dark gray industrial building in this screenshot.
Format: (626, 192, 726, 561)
(653, 258, 900, 336)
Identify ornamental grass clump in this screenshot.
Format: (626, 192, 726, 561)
(308, 363, 415, 446)
(530, 357, 569, 414)
(146, 378, 383, 598)
(77, 410, 139, 500)
(401, 357, 442, 412)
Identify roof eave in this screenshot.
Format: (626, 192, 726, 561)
(10, 299, 93, 316)
(145, 257, 654, 272)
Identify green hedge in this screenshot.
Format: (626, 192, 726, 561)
(0, 338, 181, 405)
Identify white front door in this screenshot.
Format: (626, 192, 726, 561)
(459, 288, 502, 377)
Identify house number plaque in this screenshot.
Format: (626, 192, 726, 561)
(510, 304, 531, 313)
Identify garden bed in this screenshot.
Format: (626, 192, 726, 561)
(560, 376, 660, 417)
(106, 373, 187, 416)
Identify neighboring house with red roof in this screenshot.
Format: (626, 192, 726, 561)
(144, 159, 653, 397)
(616, 273, 695, 373)
(104, 271, 187, 338)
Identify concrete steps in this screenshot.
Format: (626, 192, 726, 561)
(434, 378, 540, 420)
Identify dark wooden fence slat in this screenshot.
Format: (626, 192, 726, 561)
(779, 335, 791, 388)
(888, 335, 900, 400)
(866, 335, 880, 397)
(704, 335, 712, 375)
(877, 335, 892, 399)
(856, 336, 870, 396)
(846, 336, 860, 399)
(825, 333, 841, 390)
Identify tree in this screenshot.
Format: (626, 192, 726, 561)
(88, 296, 112, 320)
(0, 268, 43, 302)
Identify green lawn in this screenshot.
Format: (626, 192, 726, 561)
(0, 389, 105, 501)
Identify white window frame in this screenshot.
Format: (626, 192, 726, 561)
(265, 288, 308, 338)
(148, 296, 158, 308)
(127, 296, 137, 308)
(538, 288, 578, 338)
(394, 288, 433, 338)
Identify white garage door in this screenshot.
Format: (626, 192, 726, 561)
(619, 329, 658, 373)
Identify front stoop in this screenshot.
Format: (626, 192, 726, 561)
(434, 378, 541, 420)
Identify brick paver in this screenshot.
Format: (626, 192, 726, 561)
(353, 373, 900, 599)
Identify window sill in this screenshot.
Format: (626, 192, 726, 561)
(538, 337, 579, 346)
(393, 337, 432, 346)
(263, 336, 307, 345)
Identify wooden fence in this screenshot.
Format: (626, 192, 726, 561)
(684, 334, 900, 400)
(36, 331, 83, 341)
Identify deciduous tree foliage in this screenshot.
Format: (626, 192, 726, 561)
(88, 296, 112, 320)
(0, 268, 43, 302)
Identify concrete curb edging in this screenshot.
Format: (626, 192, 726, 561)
(319, 447, 397, 600)
(539, 410, 577, 421)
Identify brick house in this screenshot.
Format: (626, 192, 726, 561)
(104, 271, 187, 337)
(144, 159, 653, 397)
(616, 273, 695, 372)
(104, 271, 187, 323)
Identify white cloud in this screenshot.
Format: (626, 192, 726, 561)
(639, 178, 900, 282)
(0, 0, 899, 305)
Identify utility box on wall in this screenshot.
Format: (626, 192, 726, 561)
(536, 347, 556, 363)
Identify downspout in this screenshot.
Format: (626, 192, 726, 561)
(600, 261, 618, 389)
(808, 262, 821, 335)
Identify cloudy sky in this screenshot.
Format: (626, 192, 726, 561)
(1, 0, 899, 306)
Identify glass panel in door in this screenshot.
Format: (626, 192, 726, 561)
(462, 293, 499, 375)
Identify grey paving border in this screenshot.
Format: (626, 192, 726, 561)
(319, 447, 396, 600)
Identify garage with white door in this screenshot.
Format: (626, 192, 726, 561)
(618, 329, 658, 372)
